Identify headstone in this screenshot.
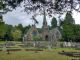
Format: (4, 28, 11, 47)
(67, 42, 71, 47)
(48, 46, 52, 51)
(76, 44, 80, 49)
(2, 46, 7, 52)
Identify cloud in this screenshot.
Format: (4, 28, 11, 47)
(3, 6, 80, 28)
(3, 7, 33, 26)
(73, 10, 80, 24)
(3, 6, 52, 28)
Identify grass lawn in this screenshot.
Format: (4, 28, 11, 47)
(0, 48, 80, 60)
(0, 41, 80, 60)
(0, 41, 4, 43)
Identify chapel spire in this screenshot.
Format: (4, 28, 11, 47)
(42, 9, 49, 41)
(43, 9, 47, 27)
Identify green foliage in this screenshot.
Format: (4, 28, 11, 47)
(61, 12, 80, 42)
(73, 25, 80, 42)
(0, 21, 32, 41)
(0, 23, 6, 37)
(15, 24, 23, 32)
(61, 12, 75, 41)
(23, 25, 31, 34)
(62, 24, 74, 41)
(1, 0, 80, 15)
(33, 35, 41, 41)
(0, 1, 3, 9)
(11, 28, 22, 41)
(51, 17, 57, 29)
(0, 18, 13, 41)
(0, 23, 9, 37)
(37, 28, 42, 33)
(64, 12, 75, 24)
(0, 16, 3, 22)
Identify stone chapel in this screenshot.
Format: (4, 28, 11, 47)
(23, 10, 62, 45)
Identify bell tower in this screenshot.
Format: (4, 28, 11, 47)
(42, 10, 49, 41)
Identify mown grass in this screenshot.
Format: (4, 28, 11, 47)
(0, 48, 80, 60)
(0, 41, 80, 60)
(0, 41, 6, 44)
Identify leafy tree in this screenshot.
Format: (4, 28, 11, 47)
(73, 25, 80, 42)
(62, 24, 74, 42)
(1, 0, 80, 15)
(0, 16, 3, 22)
(23, 25, 31, 34)
(0, 0, 6, 9)
(11, 28, 22, 41)
(62, 24, 80, 42)
(63, 12, 75, 24)
(0, 23, 8, 38)
(37, 28, 42, 33)
(61, 12, 80, 42)
(5, 24, 13, 41)
(15, 24, 23, 31)
(4, 32, 9, 41)
(51, 17, 57, 29)
(61, 12, 75, 42)
(15, 24, 24, 36)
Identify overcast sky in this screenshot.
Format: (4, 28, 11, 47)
(2, 6, 80, 28)
(3, 6, 52, 28)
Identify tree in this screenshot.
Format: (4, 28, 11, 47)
(37, 28, 42, 33)
(15, 24, 24, 35)
(0, 19, 13, 41)
(16, 24, 23, 31)
(73, 25, 80, 42)
(0, 16, 3, 22)
(61, 12, 75, 42)
(5, 24, 13, 41)
(11, 28, 22, 41)
(0, 22, 6, 37)
(64, 12, 75, 24)
(23, 25, 31, 34)
(51, 17, 57, 29)
(4, 32, 9, 41)
(1, 0, 80, 15)
(62, 24, 74, 42)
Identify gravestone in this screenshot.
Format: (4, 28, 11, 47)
(75, 43, 80, 49)
(2, 46, 7, 52)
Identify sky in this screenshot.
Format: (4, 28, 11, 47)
(2, 6, 80, 28)
(3, 6, 52, 28)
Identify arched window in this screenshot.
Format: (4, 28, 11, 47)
(32, 31, 37, 36)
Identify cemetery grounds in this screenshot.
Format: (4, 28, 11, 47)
(0, 41, 80, 60)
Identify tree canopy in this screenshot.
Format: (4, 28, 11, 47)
(11, 27, 22, 41)
(51, 17, 57, 28)
(61, 12, 80, 42)
(64, 12, 75, 24)
(1, 0, 80, 15)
